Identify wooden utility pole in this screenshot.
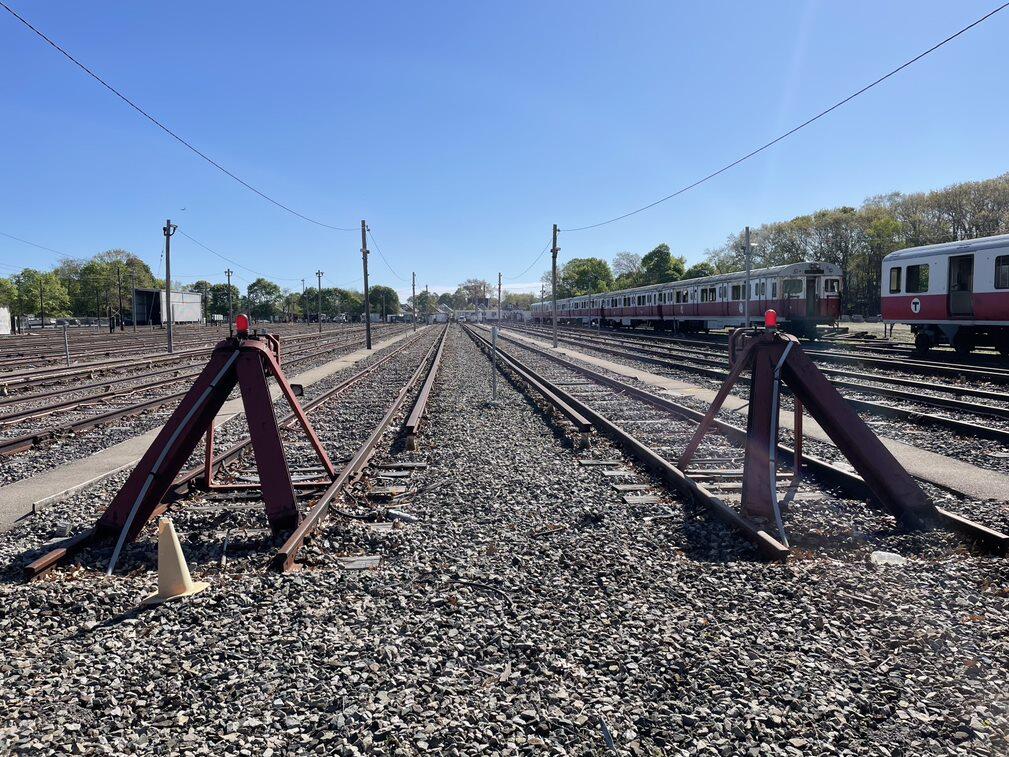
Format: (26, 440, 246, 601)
(744, 225, 752, 330)
(225, 269, 234, 335)
(116, 263, 124, 331)
(315, 270, 324, 334)
(412, 272, 417, 331)
(38, 279, 44, 329)
(163, 219, 177, 353)
(551, 223, 560, 348)
(498, 272, 502, 324)
(131, 267, 137, 332)
(361, 220, 372, 349)
(301, 278, 306, 324)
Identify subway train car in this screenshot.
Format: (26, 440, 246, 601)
(531, 261, 842, 338)
(881, 234, 1009, 356)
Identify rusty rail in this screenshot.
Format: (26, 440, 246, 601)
(271, 325, 448, 572)
(402, 326, 449, 450)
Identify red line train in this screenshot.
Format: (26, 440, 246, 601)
(531, 262, 843, 338)
(882, 233, 1009, 356)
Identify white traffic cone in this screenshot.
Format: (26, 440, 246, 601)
(143, 517, 209, 605)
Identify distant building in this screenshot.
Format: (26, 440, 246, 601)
(0, 306, 10, 336)
(133, 288, 203, 326)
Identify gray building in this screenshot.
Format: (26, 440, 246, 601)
(133, 288, 203, 326)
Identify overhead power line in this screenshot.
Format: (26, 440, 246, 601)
(176, 230, 301, 282)
(562, 2, 1009, 232)
(505, 240, 552, 281)
(365, 228, 407, 282)
(0, 1, 356, 232)
(0, 229, 79, 259)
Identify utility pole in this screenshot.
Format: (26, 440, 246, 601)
(551, 223, 560, 348)
(361, 220, 372, 349)
(412, 272, 417, 331)
(163, 219, 177, 353)
(130, 266, 137, 332)
(116, 263, 124, 331)
(301, 278, 306, 324)
(315, 270, 324, 334)
(225, 269, 234, 335)
(38, 279, 44, 329)
(498, 272, 502, 324)
(744, 225, 752, 330)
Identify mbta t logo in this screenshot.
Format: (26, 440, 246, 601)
(910, 297, 921, 314)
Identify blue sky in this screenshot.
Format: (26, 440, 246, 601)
(1, 1, 1007, 301)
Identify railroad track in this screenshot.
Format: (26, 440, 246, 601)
(24, 325, 448, 578)
(508, 323, 1009, 447)
(0, 325, 387, 393)
(465, 324, 1006, 559)
(0, 326, 409, 458)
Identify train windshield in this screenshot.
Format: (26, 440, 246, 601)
(783, 278, 804, 297)
(824, 278, 841, 293)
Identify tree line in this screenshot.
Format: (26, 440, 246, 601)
(540, 173, 1009, 315)
(0, 256, 536, 324)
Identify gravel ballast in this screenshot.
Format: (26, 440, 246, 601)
(0, 325, 1007, 755)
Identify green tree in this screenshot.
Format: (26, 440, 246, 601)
(682, 262, 715, 280)
(503, 291, 535, 310)
(369, 285, 400, 319)
(10, 269, 70, 319)
(208, 283, 241, 317)
(640, 244, 685, 285)
(246, 278, 282, 321)
(560, 257, 613, 297)
(0, 277, 16, 309)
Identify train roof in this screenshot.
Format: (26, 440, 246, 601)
(884, 233, 1009, 262)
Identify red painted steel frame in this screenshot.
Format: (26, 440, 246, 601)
(93, 334, 334, 554)
(734, 330, 934, 527)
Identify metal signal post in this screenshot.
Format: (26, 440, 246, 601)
(361, 220, 372, 349)
(225, 269, 234, 335)
(412, 271, 417, 331)
(315, 270, 324, 333)
(551, 223, 560, 348)
(163, 219, 177, 353)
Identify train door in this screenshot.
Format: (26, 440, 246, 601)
(949, 255, 974, 317)
(805, 278, 817, 317)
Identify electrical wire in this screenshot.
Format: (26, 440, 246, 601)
(0, 229, 81, 259)
(505, 240, 552, 281)
(562, 2, 1009, 232)
(176, 230, 301, 282)
(0, 1, 357, 232)
(365, 228, 407, 282)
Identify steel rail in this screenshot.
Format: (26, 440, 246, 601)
(0, 328, 388, 421)
(271, 325, 448, 572)
(463, 326, 592, 435)
(0, 330, 401, 457)
(508, 325, 1009, 442)
(23, 328, 431, 579)
(402, 325, 449, 449)
(464, 324, 787, 559)
(488, 326, 1008, 554)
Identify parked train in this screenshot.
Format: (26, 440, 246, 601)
(531, 262, 842, 338)
(882, 233, 1009, 356)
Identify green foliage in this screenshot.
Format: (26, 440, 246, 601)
(640, 244, 685, 285)
(503, 291, 535, 310)
(0, 278, 16, 309)
(682, 262, 715, 280)
(246, 277, 282, 320)
(560, 257, 613, 298)
(369, 285, 400, 317)
(8, 269, 70, 317)
(208, 284, 241, 317)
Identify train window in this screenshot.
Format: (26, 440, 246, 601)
(995, 255, 1009, 289)
(906, 265, 929, 293)
(783, 279, 804, 297)
(759, 282, 766, 297)
(823, 278, 840, 294)
(730, 284, 741, 300)
(771, 281, 778, 298)
(889, 267, 902, 293)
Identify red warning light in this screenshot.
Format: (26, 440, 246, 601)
(764, 309, 778, 329)
(235, 313, 250, 335)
